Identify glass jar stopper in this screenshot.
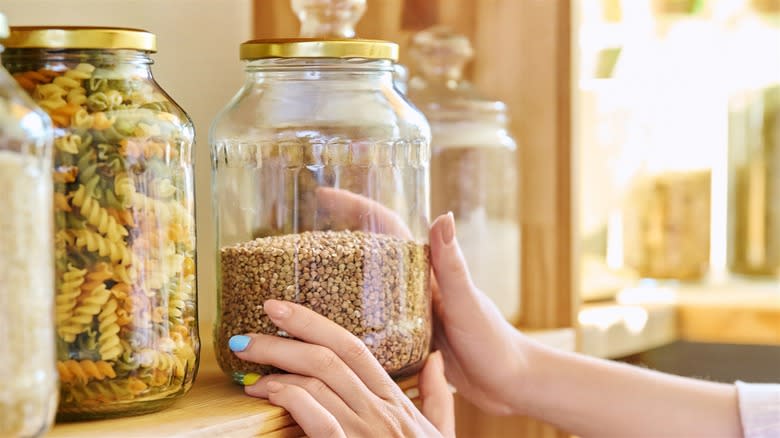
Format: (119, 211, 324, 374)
(410, 26, 474, 87)
(291, 0, 366, 38)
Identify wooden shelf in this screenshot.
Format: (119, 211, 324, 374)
(579, 302, 677, 359)
(49, 344, 301, 438)
(675, 285, 780, 346)
(49, 338, 414, 438)
(48, 327, 573, 437)
(579, 280, 780, 359)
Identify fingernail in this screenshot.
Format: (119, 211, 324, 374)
(441, 212, 455, 244)
(267, 381, 283, 393)
(229, 335, 251, 352)
(242, 373, 261, 386)
(264, 300, 291, 319)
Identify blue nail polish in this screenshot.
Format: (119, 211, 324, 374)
(229, 335, 251, 352)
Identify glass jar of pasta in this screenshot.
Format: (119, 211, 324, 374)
(2, 27, 199, 420)
(726, 0, 780, 277)
(407, 26, 520, 322)
(0, 14, 58, 437)
(611, 1, 725, 282)
(211, 39, 431, 380)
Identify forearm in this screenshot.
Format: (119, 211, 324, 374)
(515, 340, 742, 438)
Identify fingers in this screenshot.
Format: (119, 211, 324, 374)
(419, 351, 455, 438)
(247, 374, 361, 428)
(261, 300, 400, 399)
(266, 381, 347, 438)
(231, 332, 378, 412)
(315, 187, 413, 239)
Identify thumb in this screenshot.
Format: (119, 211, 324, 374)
(430, 213, 483, 318)
(419, 351, 455, 438)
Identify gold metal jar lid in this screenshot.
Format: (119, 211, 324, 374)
(2, 26, 156, 52)
(240, 38, 398, 61)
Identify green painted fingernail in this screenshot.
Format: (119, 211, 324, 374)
(232, 372, 245, 385)
(243, 373, 261, 386)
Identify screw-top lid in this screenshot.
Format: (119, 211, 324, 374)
(240, 38, 397, 61)
(292, 0, 366, 38)
(0, 13, 8, 39)
(2, 26, 156, 51)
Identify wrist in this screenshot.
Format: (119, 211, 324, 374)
(507, 333, 557, 417)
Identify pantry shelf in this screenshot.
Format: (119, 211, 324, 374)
(579, 282, 780, 359)
(48, 342, 302, 438)
(48, 327, 574, 438)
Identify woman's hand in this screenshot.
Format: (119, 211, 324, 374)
(429, 213, 531, 416)
(230, 300, 455, 438)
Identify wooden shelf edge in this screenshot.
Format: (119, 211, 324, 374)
(579, 283, 780, 358)
(49, 326, 574, 437)
(578, 302, 678, 358)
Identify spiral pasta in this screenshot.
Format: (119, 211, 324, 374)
(55, 265, 87, 326)
(97, 298, 122, 361)
(71, 108, 94, 130)
(111, 264, 135, 284)
(55, 134, 82, 154)
(72, 184, 128, 242)
(58, 360, 116, 385)
(63, 377, 147, 406)
(168, 276, 189, 327)
(136, 350, 186, 378)
(11, 59, 197, 414)
(151, 178, 177, 199)
(58, 282, 111, 342)
(12, 69, 55, 91)
(72, 228, 132, 266)
(82, 262, 113, 291)
(114, 173, 136, 207)
(54, 192, 73, 212)
(66, 87, 88, 106)
(92, 112, 117, 130)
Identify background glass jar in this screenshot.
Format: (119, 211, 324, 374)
(3, 27, 199, 419)
(211, 39, 431, 380)
(408, 27, 520, 323)
(609, 1, 726, 282)
(0, 14, 58, 437)
(726, 0, 780, 278)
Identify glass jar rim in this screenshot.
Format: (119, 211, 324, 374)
(421, 98, 507, 120)
(240, 38, 398, 62)
(2, 26, 156, 52)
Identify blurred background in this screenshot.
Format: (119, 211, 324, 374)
(2, 0, 779, 436)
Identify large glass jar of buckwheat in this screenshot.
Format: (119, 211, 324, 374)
(211, 38, 431, 381)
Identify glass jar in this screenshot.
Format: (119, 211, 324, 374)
(2, 27, 199, 420)
(211, 39, 431, 380)
(0, 14, 58, 437)
(291, 0, 409, 94)
(612, 0, 726, 281)
(408, 27, 520, 322)
(727, 0, 780, 277)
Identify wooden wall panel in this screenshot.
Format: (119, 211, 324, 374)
(470, 0, 576, 331)
(252, 1, 574, 436)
